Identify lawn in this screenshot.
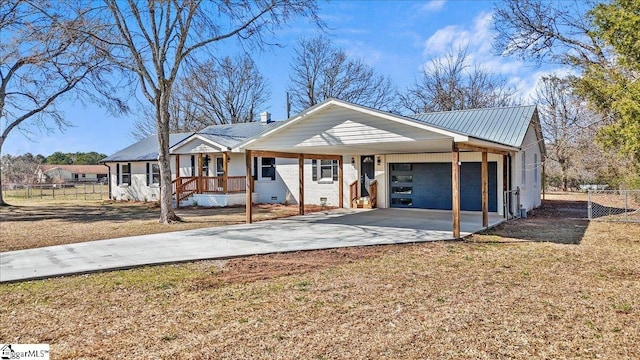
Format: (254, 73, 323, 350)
(1, 194, 639, 359)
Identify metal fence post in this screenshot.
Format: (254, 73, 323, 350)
(625, 190, 628, 222)
(587, 190, 592, 220)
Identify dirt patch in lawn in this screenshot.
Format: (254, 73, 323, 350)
(0, 201, 331, 252)
(1, 194, 639, 359)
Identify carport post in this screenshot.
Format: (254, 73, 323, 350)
(338, 156, 344, 208)
(246, 150, 253, 224)
(452, 144, 461, 238)
(299, 153, 305, 215)
(482, 151, 488, 227)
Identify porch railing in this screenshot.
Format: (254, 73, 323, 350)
(349, 180, 358, 208)
(172, 176, 246, 205)
(369, 180, 378, 209)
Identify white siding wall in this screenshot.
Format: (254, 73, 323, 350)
(514, 124, 543, 211)
(250, 105, 450, 151)
(254, 156, 358, 207)
(108, 161, 161, 201)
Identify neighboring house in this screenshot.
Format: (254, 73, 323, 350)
(37, 164, 109, 183)
(103, 101, 545, 220)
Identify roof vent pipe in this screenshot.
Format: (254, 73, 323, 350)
(260, 111, 272, 124)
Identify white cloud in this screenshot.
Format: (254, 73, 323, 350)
(419, 0, 446, 13)
(421, 11, 575, 105)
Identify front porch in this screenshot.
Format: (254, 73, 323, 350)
(172, 175, 248, 207)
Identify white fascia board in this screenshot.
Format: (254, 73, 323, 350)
(169, 134, 226, 153)
(460, 137, 520, 152)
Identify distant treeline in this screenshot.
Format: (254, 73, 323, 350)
(2, 151, 107, 165)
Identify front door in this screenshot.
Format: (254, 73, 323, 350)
(360, 155, 375, 197)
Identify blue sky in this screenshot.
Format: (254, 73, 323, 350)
(2, 0, 565, 157)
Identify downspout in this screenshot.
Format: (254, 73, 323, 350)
(104, 163, 112, 200)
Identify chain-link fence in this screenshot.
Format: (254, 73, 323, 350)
(2, 183, 108, 201)
(588, 190, 640, 222)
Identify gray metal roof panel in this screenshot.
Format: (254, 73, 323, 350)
(409, 105, 537, 148)
(102, 132, 192, 162)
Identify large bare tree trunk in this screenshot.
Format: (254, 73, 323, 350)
(157, 92, 180, 223)
(0, 138, 6, 206)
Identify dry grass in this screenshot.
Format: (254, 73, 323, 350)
(0, 201, 329, 252)
(1, 194, 639, 359)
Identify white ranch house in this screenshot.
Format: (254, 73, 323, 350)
(102, 99, 544, 237)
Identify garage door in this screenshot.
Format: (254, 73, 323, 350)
(390, 162, 497, 211)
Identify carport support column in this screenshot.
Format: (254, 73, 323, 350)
(452, 145, 461, 238)
(482, 151, 488, 228)
(246, 150, 253, 224)
(299, 154, 305, 215)
(338, 156, 344, 208)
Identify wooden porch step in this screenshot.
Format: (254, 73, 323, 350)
(352, 197, 373, 209)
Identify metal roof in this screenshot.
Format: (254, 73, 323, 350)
(101, 133, 192, 162)
(409, 105, 538, 148)
(103, 122, 282, 162)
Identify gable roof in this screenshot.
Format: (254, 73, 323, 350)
(101, 133, 192, 162)
(172, 121, 281, 151)
(236, 98, 470, 152)
(39, 164, 109, 174)
(409, 105, 538, 148)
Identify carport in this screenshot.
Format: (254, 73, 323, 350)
(235, 99, 516, 238)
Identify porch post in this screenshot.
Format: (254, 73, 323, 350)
(175, 155, 180, 178)
(246, 150, 253, 224)
(299, 153, 305, 215)
(482, 151, 488, 227)
(197, 153, 203, 194)
(175, 155, 180, 206)
(452, 144, 461, 238)
(223, 151, 229, 194)
(338, 156, 344, 208)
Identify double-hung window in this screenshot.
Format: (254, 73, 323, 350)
(118, 163, 131, 186)
(312, 160, 338, 181)
(261, 157, 276, 180)
(147, 163, 160, 185)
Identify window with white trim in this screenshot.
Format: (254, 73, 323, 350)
(118, 163, 131, 186)
(312, 160, 338, 181)
(147, 163, 160, 185)
(216, 157, 224, 176)
(260, 157, 276, 181)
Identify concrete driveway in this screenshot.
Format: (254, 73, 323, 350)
(0, 208, 504, 283)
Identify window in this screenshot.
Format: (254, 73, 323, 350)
(190, 155, 196, 177)
(521, 151, 526, 185)
(216, 157, 224, 176)
(147, 163, 160, 185)
(118, 163, 131, 186)
(391, 175, 413, 183)
(260, 157, 276, 181)
(312, 160, 339, 181)
(391, 164, 412, 171)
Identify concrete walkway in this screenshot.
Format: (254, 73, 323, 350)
(0, 208, 504, 283)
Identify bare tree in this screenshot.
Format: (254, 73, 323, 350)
(97, 0, 320, 223)
(535, 76, 587, 191)
(288, 35, 397, 112)
(492, 0, 607, 66)
(399, 47, 517, 113)
(0, 0, 124, 206)
(131, 55, 270, 140)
